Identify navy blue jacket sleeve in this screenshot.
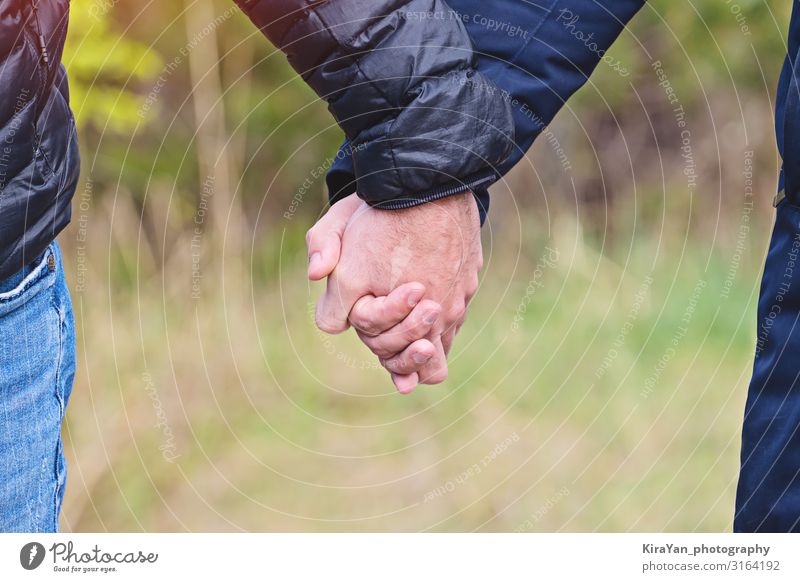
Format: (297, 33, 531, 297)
(327, 0, 647, 216)
(234, 0, 515, 209)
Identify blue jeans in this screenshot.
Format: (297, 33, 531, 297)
(0, 241, 76, 532)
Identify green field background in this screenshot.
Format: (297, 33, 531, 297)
(57, 0, 789, 531)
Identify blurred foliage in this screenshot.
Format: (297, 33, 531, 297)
(60, 0, 792, 239)
(585, 0, 791, 109)
(64, 0, 340, 226)
(64, 0, 162, 133)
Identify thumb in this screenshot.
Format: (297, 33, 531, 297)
(315, 269, 361, 334)
(306, 194, 362, 281)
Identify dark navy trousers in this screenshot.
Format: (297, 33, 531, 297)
(734, 200, 800, 531)
(735, 0, 800, 532)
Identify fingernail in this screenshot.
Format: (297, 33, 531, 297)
(412, 352, 432, 365)
(407, 287, 424, 308)
(422, 309, 440, 326)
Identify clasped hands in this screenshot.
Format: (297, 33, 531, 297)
(305, 191, 483, 394)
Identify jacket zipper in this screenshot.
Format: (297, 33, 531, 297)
(27, 0, 52, 163)
(31, 0, 50, 65)
(375, 171, 498, 210)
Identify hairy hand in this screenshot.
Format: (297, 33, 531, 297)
(306, 192, 482, 393)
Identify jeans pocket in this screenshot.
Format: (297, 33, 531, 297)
(0, 244, 57, 317)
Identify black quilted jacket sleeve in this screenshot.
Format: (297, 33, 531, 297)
(234, 0, 514, 209)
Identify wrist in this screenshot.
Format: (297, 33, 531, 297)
(392, 190, 480, 233)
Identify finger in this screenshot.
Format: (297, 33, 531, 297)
(440, 297, 467, 356)
(441, 313, 466, 357)
(381, 339, 436, 375)
(349, 282, 426, 336)
(306, 195, 362, 281)
(442, 327, 456, 357)
(391, 372, 419, 395)
(417, 336, 449, 385)
(465, 272, 480, 305)
(315, 270, 362, 334)
(358, 299, 442, 359)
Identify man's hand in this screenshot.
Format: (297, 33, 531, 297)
(306, 192, 482, 393)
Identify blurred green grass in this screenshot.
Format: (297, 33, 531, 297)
(59, 206, 765, 532)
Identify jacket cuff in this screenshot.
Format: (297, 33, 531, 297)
(327, 148, 494, 223)
(368, 169, 497, 210)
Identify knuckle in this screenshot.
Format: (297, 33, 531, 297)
(417, 299, 440, 316)
(401, 326, 420, 345)
(352, 300, 389, 336)
(419, 299, 440, 311)
(359, 333, 393, 359)
(315, 312, 346, 335)
(352, 316, 378, 336)
(384, 358, 403, 374)
(371, 345, 395, 360)
(412, 300, 441, 330)
(373, 302, 389, 324)
(359, 306, 384, 335)
(348, 311, 368, 332)
(447, 303, 467, 323)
